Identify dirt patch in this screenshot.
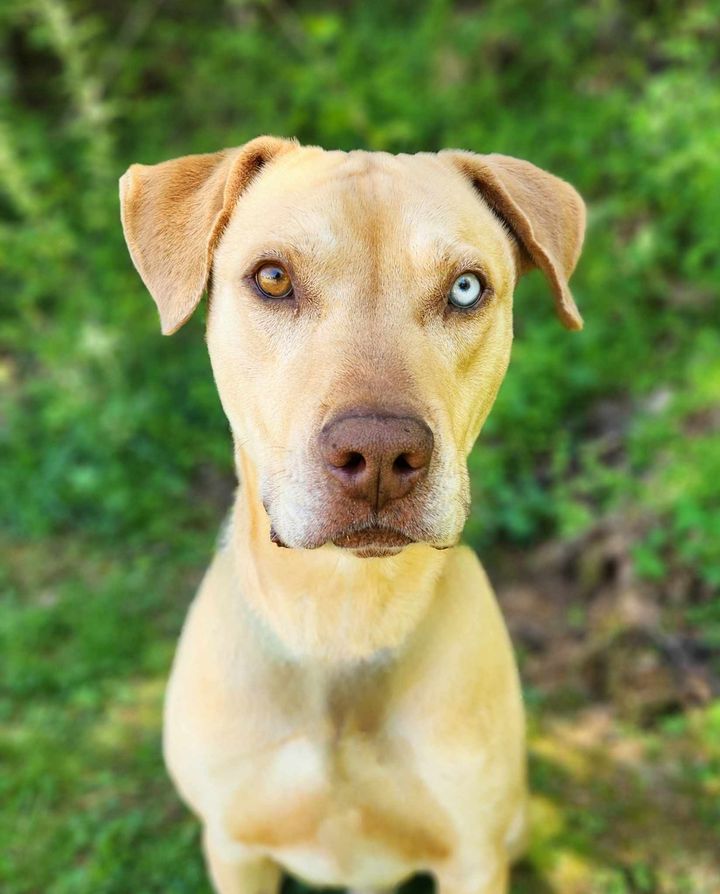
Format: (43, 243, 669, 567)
(494, 518, 718, 724)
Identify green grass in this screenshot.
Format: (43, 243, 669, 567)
(0, 538, 209, 893)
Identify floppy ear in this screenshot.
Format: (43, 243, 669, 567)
(441, 151, 586, 330)
(119, 135, 296, 334)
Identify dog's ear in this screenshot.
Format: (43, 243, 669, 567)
(119, 136, 296, 334)
(441, 151, 586, 330)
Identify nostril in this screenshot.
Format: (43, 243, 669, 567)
(392, 453, 415, 475)
(340, 451, 366, 474)
(393, 450, 429, 474)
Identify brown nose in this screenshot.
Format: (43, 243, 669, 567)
(319, 411, 434, 511)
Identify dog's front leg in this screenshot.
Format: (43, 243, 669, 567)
(203, 831, 281, 894)
(434, 849, 509, 894)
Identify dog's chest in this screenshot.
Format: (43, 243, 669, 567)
(222, 709, 454, 887)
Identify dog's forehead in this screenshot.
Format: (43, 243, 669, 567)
(218, 146, 515, 288)
(247, 149, 503, 243)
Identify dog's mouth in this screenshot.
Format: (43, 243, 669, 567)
(331, 526, 414, 557)
(270, 523, 414, 557)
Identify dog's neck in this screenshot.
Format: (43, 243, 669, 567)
(229, 449, 450, 663)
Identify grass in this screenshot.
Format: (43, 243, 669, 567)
(0, 537, 210, 894)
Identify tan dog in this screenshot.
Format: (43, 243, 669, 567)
(119, 137, 585, 894)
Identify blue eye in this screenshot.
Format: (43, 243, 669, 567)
(448, 272, 483, 308)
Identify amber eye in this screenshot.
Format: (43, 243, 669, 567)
(255, 263, 293, 298)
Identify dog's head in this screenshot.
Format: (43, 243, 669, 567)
(120, 137, 584, 558)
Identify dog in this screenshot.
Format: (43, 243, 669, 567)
(119, 136, 585, 894)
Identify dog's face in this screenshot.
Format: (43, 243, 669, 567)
(121, 138, 584, 557)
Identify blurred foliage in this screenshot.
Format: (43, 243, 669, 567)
(1, 0, 720, 892)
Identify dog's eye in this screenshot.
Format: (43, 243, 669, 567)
(255, 264, 293, 298)
(448, 272, 484, 309)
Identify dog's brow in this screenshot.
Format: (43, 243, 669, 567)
(242, 233, 339, 269)
(416, 240, 491, 275)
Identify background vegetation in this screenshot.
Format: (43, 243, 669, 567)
(1, 1, 719, 892)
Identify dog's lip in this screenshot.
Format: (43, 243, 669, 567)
(269, 523, 415, 551)
(331, 527, 414, 549)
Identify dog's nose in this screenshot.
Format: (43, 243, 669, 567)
(319, 412, 434, 510)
